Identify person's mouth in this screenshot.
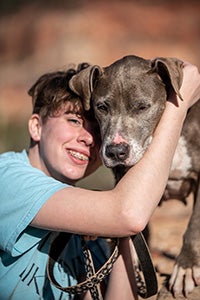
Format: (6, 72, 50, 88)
(68, 150, 89, 161)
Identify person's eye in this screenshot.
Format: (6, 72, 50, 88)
(68, 118, 81, 125)
(67, 114, 83, 126)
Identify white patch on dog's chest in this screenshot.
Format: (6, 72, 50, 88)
(170, 136, 192, 179)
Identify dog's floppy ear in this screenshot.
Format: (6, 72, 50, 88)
(151, 57, 184, 100)
(69, 65, 102, 110)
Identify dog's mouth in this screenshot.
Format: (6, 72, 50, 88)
(102, 156, 140, 168)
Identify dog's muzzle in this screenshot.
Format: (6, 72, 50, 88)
(105, 142, 130, 163)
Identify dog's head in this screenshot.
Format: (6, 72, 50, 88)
(69, 55, 183, 168)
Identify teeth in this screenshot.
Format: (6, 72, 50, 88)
(68, 150, 89, 161)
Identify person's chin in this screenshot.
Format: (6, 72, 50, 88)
(65, 167, 87, 182)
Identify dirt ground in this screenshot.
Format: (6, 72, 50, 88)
(143, 197, 200, 300)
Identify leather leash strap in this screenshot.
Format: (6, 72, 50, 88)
(132, 233, 158, 298)
(47, 233, 119, 299)
(81, 237, 103, 300)
(47, 232, 157, 299)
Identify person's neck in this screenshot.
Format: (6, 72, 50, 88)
(28, 145, 44, 171)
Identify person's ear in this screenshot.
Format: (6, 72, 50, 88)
(28, 114, 42, 142)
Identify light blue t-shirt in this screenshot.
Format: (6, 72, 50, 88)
(0, 150, 109, 299)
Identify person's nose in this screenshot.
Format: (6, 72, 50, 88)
(78, 127, 94, 147)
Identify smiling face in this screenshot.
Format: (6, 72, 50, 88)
(27, 68, 102, 184)
(28, 102, 101, 184)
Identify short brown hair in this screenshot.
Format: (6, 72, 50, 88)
(28, 63, 90, 123)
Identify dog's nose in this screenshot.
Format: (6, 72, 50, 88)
(106, 143, 130, 162)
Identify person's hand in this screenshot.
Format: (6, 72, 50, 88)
(83, 235, 98, 241)
(179, 61, 200, 108)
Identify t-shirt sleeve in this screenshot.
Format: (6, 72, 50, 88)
(0, 153, 68, 256)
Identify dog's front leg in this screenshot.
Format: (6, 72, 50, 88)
(169, 182, 200, 298)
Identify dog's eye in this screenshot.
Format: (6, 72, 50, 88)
(96, 103, 108, 113)
(139, 105, 147, 110)
(136, 103, 150, 112)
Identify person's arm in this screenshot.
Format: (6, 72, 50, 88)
(32, 62, 200, 237)
(104, 237, 138, 300)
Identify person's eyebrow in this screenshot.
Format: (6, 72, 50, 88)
(64, 110, 82, 118)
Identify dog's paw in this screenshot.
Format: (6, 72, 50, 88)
(169, 264, 200, 298)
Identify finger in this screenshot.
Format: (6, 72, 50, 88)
(181, 61, 191, 68)
(84, 235, 98, 241)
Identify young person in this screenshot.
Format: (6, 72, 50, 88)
(0, 61, 200, 300)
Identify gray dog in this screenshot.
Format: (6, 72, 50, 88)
(69, 55, 200, 298)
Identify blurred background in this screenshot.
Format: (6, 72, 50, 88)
(0, 0, 200, 189)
